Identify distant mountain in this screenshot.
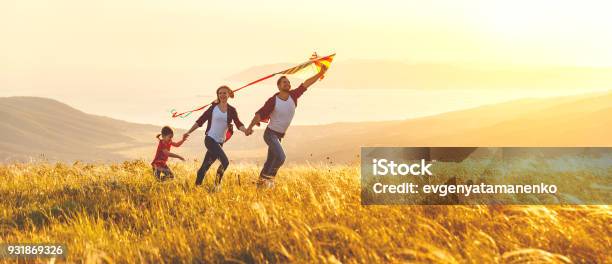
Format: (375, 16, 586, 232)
(259, 91, 612, 162)
(0, 97, 217, 162)
(0, 97, 157, 162)
(1, 91, 611, 163)
(227, 59, 612, 90)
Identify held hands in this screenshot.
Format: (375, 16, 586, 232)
(182, 133, 190, 140)
(241, 126, 253, 136)
(240, 126, 253, 136)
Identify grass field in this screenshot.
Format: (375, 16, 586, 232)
(0, 160, 610, 263)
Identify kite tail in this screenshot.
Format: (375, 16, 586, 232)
(171, 105, 206, 118)
(171, 73, 276, 118)
(171, 53, 335, 118)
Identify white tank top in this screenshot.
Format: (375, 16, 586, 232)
(207, 105, 228, 143)
(267, 95, 296, 133)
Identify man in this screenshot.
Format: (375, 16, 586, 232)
(247, 64, 329, 188)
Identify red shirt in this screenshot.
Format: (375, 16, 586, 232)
(151, 139, 172, 167)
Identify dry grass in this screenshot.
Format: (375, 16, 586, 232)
(0, 160, 610, 263)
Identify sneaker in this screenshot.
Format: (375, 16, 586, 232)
(256, 175, 275, 189)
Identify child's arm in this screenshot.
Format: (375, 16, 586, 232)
(172, 134, 189, 147)
(162, 149, 185, 161)
(167, 151, 185, 161)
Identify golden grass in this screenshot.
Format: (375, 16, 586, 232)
(0, 160, 610, 263)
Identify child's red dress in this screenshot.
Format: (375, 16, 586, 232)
(151, 139, 174, 180)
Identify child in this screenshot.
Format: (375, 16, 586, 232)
(151, 126, 188, 181)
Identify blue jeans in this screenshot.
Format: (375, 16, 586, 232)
(261, 128, 286, 178)
(195, 136, 229, 185)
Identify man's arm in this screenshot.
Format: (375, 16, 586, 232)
(247, 114, 261, 132)
(302, 64, 328, 89)
(248, 96, 275, 133)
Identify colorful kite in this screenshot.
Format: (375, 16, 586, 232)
(171, 53, 335, 118)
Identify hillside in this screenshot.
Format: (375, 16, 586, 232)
(1, 91, 611, 163)
(0, 97, 160, 162)
(233, 91, 612, 163)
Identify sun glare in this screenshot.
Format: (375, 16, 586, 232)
(476, 1, 612, 39)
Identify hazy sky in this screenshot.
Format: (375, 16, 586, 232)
(1, 0, 612, 126)
(2, 0, 612, 72)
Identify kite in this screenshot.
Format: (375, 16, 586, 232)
(171, 52, 335, 118)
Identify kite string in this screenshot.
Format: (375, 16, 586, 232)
(171, 53, 335, 118)
(171, 73, 277, 118)
(231, 73, 276, 93)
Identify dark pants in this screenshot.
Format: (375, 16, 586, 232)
(153, 164, 174, 181)
(260, 128, 285, 178)
(195, 136, 229, 186)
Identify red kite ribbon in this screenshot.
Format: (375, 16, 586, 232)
(171, 53, 335, 118)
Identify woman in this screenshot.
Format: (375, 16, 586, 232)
(184, 86, 250, 191)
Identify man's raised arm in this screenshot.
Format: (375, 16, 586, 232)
(302, 64, 329, 89)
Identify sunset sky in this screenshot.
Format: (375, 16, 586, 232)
(1, 0, 611, 126)
(3, 0, 612, 70)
